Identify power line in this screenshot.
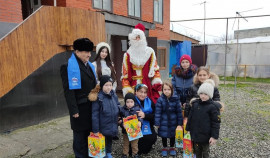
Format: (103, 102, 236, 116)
(173, 23, 222, 38)
(170, 14, 270, 22)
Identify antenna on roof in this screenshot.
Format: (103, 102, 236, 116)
(193, 1, 207, 64)
(231, 7, 263, 98)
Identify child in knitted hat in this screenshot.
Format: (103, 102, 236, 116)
(119, 93, 142, 158)
(172, 54, 197, 117)
(91, 75, 120, 158)
(186, 79, 221, 158)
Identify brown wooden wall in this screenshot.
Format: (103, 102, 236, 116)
(170, 31, 200, 44)
(0, 6, 106, 97)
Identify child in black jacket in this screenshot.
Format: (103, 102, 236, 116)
(186, 79, 221, 158)
(120, 93, 142, 158)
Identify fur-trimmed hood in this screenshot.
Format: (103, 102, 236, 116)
(193, 72, 220, 87)
(88, 84, 100, 101)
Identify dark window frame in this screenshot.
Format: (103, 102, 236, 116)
(92, 0, 113, 12)
(153, 0, 163, 24)
(157, 46, 167, 70)
(127, 0, 141, 19)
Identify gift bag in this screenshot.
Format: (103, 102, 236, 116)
(123, 114, 143, 141)
(175, 127, 183, 148)
(183, 133, 193, 158)
(88, 132, 106, 158)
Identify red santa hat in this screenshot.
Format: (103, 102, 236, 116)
(135, 23, 145, 32)
(129, 23, 146, 42)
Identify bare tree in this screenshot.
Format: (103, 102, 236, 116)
(213, 33, 234, 43)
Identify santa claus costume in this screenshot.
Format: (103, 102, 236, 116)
(121, 23, 162, 103)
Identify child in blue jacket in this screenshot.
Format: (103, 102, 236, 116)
(155, 82, 183, 157)
(172, 54, 197, 109)
(90, 75, 120, 158)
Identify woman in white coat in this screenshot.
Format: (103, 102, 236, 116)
(92, 42, 117, 90)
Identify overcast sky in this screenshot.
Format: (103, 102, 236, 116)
(170, 0, 270, 43)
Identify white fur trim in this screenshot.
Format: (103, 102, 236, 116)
(128, 29, 146, 41)
(121, 53, 128, 81)
(151, 78, 162, 85)
(148, 50, 157, 78)
(96, 42, 111, 54)
(204, 79, 215, 87)
(122, 87, 134, 97)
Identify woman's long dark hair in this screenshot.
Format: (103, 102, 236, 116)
(94, 46, 116, 81)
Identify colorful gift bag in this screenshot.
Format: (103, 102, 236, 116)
(88, 132, 106, 158)
(183, 132, 193, 158)
(123, 114, 143, 141)
(175, 127, 184, 148)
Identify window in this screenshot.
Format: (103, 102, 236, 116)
(93, 0, 112, 11)
(154, 0, 163, 23)
(157, 47, 166, 70)
(128, 0, 141, 18)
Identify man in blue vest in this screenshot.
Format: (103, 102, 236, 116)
(60, 38, 97, 158)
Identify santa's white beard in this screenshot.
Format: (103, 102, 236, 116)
(128, 39, 152, 66)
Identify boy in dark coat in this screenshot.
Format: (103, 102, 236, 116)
(120, 93, 142, 158)
(186, 79, 221, 158)
(90, 75, 120, 158)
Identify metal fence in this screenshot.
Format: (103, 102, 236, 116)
(207, 64, 270, 79)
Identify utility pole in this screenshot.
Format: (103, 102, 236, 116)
(203, 1, 206, 65)
(234, 11, 248, 98)
(224, 18, 228, 84)
(193, 1, 207, 65)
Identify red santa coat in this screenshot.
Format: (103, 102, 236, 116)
(121, 49, 162, 103)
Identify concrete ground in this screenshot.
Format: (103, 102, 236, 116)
(0, 97, 125, 158)
(0, 116, 73, 158)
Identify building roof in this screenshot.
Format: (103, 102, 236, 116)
(170, 30, 200, 44)
(215, 36, 270, 44)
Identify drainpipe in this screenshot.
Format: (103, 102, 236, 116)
(54, 0, 57, 6)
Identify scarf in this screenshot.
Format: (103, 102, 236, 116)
(135, 96, 153, 135)
(135, 96, 153, 114)
(175, 64, 197, 79)
(67, 53, 96, 90)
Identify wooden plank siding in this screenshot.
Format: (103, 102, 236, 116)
(170, 31, 200, 44)
(0, 6, 106, 97)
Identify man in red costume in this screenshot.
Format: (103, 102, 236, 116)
(121, 23, 162, 103)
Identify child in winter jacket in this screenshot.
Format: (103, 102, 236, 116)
(185, 66, 221, 118)
(186, 80, 221, 158)
(90, 75, 120, 158)
(120, 93, 142, 158)
(155, 82, 183, 157)
(172, 54, 197, 108)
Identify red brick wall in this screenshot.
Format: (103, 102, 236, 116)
(0, 0, 23, 23)
(57, 0, 67, 7)
(141, 0, 153, 23)
(149, 0, 170, 40)
(113, 0, 127, 16)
